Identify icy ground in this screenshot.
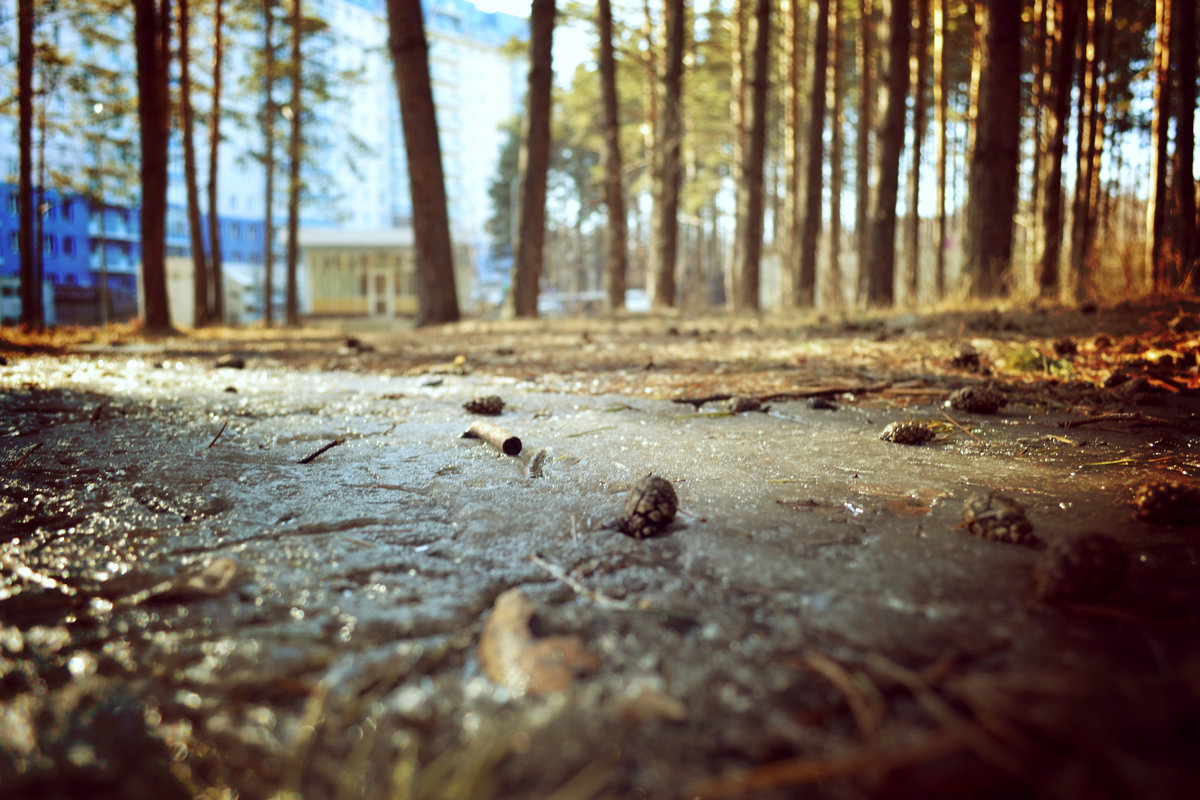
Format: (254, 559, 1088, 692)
(2, 318, 1199, 798)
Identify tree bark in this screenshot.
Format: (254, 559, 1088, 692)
(855, 0, 873, 301)
(796, 0, 828, 307)
(263, 0, 276, 325)
(781, 0, 800, 303)
(652, 0, 685, 309)
(18, 0, 39, 330)
(862, 0, 909, 306)
(134, 0, 173, 333)
(1173, 0, 1196, 289)
(728, 0, 747, 307)
(1146, 0, 1171, 288)
(731, 0, 768, 312)
(1035, 0, 1079, 299)
(597, 0, 627, 312)
(933, 0, 948, 297)
(962, 0, 1020, 299)
(179, 0, 211, 328)
(1068, 0, 1107, 301)
(285, 0, 302, 326)
(511, 0, 555, 317)
(905, 0, 929, 304)
(387, 0, 461, 324)
(827, 0, 844, 307)
(208, 0, 225, 322)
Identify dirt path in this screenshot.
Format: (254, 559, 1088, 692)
(2, 301, 1198, 799)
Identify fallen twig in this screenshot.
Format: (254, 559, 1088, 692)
(940, 409, 981, 442)
(865, 653, 1022, 776)
(690, 730, 965, 798)
(463, 420, 521, 456)
(208, 419, 229, 448)
(1061, 411, 1193, 431)
(803, 651, 885, 737)
(529, 551, 637, 610)
(12, 442, 42, 469)
(297, 437, 346, 464)
(673, 383, 892, 410)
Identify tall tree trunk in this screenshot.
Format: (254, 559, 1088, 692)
(827, 0, 844, 307)
(1035, 0, 1079, 298)
(597, 0, 627, 312)
(179, 0, 211, 328)
(512, 0, 555, 317)
(642, 0, 659, 302)
(905, 0, 929, 304)
(387, 0, 461, 325)
(933, 0, 948, 297)
(134, 0, 173, 333)
(796, 0, 828, 307)
(1146, 0, 1171, 288)
(652, 0, 684, 309)
(732, 0, 768, 311)
(1028, 0, 1048, 280)
(18, 0, 39, 330)
(862, 0, 909, 306)
(263, 0, 275, 325)
(782, 0, 800, 303)
(1068, 0, 1105, 301)
(1174, 0, 1196, 288)
(208, 0, 225, 322)
(855, 0, 873, 301)
(962, 0, 1020, 298)
(728, 0, 747, 306)
(285, 0, 302, 326)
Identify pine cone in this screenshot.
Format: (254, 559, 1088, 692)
(724, 395, 763, 414)
(1131, 481, 1200, 525)
(619, 474, 678, 539)
(880, 420, 934, 445)
(949, 384, 1005, 414)
(1033, 533, 1126, 603)
(463, 395, 505, 416)
(960, 492, 1040, 546)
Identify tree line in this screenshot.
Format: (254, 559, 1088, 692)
(493, 0, 1198, 315)
(10, 0, 369, 333)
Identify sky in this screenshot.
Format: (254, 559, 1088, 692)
(471, 0, 532, 17)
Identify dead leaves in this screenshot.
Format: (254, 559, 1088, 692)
(478, 588, 598, 697)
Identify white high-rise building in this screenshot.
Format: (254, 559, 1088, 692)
(0, 0, 527, 320)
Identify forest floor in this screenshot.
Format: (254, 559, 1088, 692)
(2, 298, 1199, 799)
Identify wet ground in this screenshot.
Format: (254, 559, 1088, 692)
(2, 302, 1199, 799)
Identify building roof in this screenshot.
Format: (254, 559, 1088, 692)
(295, 228, 415, 249)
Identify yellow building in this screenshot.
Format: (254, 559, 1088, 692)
(299, 228, 475, 319)
(300, 228, 418, 318)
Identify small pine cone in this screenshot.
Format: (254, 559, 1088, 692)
(949, 384, 1006, 414)
(880, 420, 934, 446)
(960, 492, 1040, 546)
(1033, 533, 1126, 603)
(949, 345, 982, 371)
(725, 395, 763, 414)
(463, 395, 505, 415)
(620, 474, 678, 539)
(1053, 338, 1078, 358)
(1131, 481, 1200, 525)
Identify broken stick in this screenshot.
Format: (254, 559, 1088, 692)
(463, 420, 522, 456)
(297, 436, 346, 464)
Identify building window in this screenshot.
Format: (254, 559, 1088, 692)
(7, 194, 17, 215)
(9, 231, 18, 252)
(63, 236, 75, 256)
(42, 235, 56, 256)
(231, 222, 241, 239)
(63, 203, 74, 221)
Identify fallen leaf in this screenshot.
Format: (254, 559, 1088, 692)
(479, 588, 598, 696)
